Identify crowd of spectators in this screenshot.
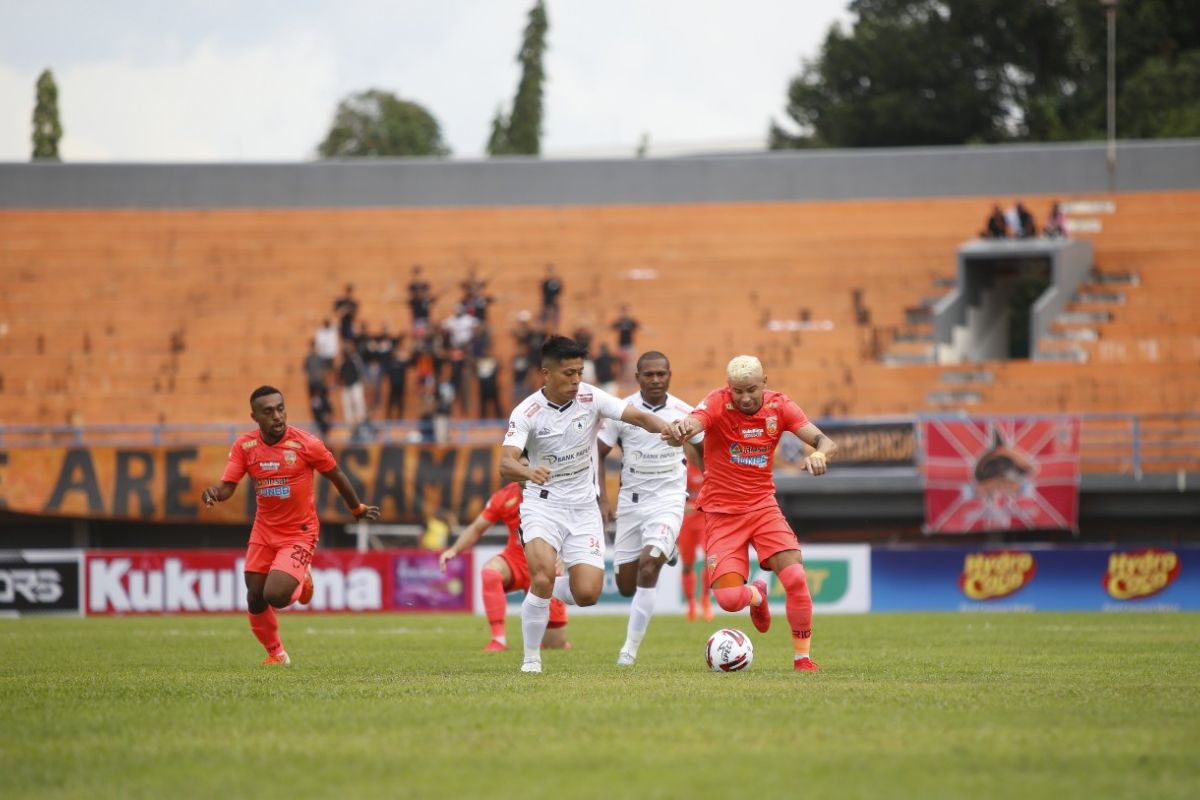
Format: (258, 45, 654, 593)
(304, 264, 640, 442)
(981, 200, 1068, 240)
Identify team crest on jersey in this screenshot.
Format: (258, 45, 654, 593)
(242, 440, 257, 449)
(573, 418, 587, 432)
(766, 417, 778, 435)
(525, 403, 541, 418)
(284, 450, 297, 465)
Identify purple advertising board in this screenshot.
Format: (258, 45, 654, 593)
(392, 551, 471, 611)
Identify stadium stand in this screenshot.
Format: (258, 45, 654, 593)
(1, 189, 1198, 430)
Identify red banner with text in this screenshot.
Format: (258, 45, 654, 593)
(922, 417, 1080, 534)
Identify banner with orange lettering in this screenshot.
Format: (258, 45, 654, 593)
(0, 444, 503, 525)
(922, 417, 1080, 533)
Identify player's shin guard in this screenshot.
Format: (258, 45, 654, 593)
(248, 607, 283, 656)
(622, 586, 656, 656)
(777, 563, 814, 658)
(713, 584, 754, 613)
(551, 575, 577, 606)
(481, 568, 508, 640)
(520, 593, 551, 661)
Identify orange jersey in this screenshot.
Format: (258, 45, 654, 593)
(480, 481, 524, 549)
(691, 387, 809, 513)
(221, 426, 337, 537)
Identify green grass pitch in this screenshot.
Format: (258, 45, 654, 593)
(2, 612, 1197, 799)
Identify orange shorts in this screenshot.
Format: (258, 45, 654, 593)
(677, 510, 705, 568)
(245, 526, 317, 585)
(498, 545, 567, 626)
(703, 504, 799, 581)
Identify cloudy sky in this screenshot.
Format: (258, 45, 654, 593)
(0, 0, 849, 162)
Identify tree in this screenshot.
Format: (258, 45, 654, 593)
(317, 89, 449, 158)
(487, 0, 549, 156)
(32, 68, 62, 161)
(770, 0, 1200, 148)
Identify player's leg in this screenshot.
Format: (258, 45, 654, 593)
(554, 506, 607, 606)
(244, 564, 289, 665)
(519, 512, 563, 673)
(542, 595, 571, 649)
(706, 510, 771, 631)
(677, 514, 701, 621)
(762, 548, 818, 672)
(612, 512, 644, 597)
(481, 555, 516, 651)
(618, 513, 679, 665)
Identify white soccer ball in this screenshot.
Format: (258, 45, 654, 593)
(705, 628, 754, 672)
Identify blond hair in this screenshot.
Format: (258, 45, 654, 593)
(725, 355, 763, 383)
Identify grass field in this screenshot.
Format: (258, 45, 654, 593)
(2, 612, 1198, 799)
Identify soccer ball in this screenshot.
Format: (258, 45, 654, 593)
(705, 628, 754, 672)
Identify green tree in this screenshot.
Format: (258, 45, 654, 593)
(487, 0, 548, 156)
(771, 0, 1200, 148)
(317, 89, 449, 158)
(32, 68, 62, 161)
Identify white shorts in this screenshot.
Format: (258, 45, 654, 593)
(613, 500, 684, 567)
(519, 501, 605, 570)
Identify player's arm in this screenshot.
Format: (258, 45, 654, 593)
(596, 440, 617, 523)
(501, 445, 549, 485)
(683, 439, 704, 473)
(794, 422, 836, 477)
(620, 405, 681, 446)
(319, 465, 382, 520)
(665, 412, 707, 444)
(201, 480, 239, 507)
(439, 513, 492, 571)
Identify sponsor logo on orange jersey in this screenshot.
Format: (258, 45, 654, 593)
(1103, 549, 1180, 601)
(241, 440, 257, 449)
(959, 550, 1036, 600)
(284, 440, 303, 449)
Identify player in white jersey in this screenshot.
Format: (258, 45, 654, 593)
(501, 336, 679, 674)
(598, 351, 703, 666)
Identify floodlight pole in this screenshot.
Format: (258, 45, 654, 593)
(1102, 0, 1119, 191)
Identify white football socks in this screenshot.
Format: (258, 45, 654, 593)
(621, 586, 656, 657)
(551, 575, 577, 606)
(521, 593, 550, 662)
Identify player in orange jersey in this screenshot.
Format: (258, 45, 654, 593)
(439, 481, 571, 651)
(664, 356, 836, 672)
(676, 462, 713, 622)
(201, 386, 380, 666)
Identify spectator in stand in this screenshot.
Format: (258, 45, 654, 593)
(982, 205, 1008, 239)
(442, 305, 478, 414)
(334, 284, 359, 340)
(476, 347, 502, 419)
(1043, 202, 1067, 238)
(1016, 202, 1037, 238)
(435, 364, 456, 443)
(593, 343, 619, 396)
(310, 385, 333, 439)
(573, 326, 594, 358)
(408, 264, 431, 308)
(461, 267, 494, 322)
(384, 338, 411, 420)
(338, 339, 368, 440)
(611, 305, 640, 379)
(511, 311, 542, 403)
(541, 264, 562, 329)
(409, 273, 438, 337)
(303, 340, 327, 400)
(314, 319, 339, 370)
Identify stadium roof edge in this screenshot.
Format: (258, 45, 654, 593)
(1, 139, 1197, 209)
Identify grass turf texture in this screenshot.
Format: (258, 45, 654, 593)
(1, 613, 1197, 799)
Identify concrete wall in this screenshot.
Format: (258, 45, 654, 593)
(2, 139, 1198, 209)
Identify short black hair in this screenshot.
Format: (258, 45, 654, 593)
(249, 385, 283, 407)
(636, 351, 670, 372)
(541, 335, 587, 365)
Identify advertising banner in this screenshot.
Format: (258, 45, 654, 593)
(468, 544, 870, 616)
(0, 443, 503, 525)
(777, 421, 914, 472)
(0, 550, 83, 616)
(872, 547, 1200, 611)
(84, 548, 471, 615)
(922, 417, 1080, 533)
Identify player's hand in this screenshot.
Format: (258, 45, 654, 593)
(663, 419, 689, 444)
(201, 486, 219, 508)
(353, 504, 382, 521)
(527, 466, 552, 485)
(802, 452, 828, 476)
(438, 550, 456, 572)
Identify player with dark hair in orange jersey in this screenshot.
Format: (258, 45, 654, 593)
(664, 356, 837, 672)
(439, 481, 571, 651)
(676, 462, 713, 622)
(201, 386, 380, 665)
